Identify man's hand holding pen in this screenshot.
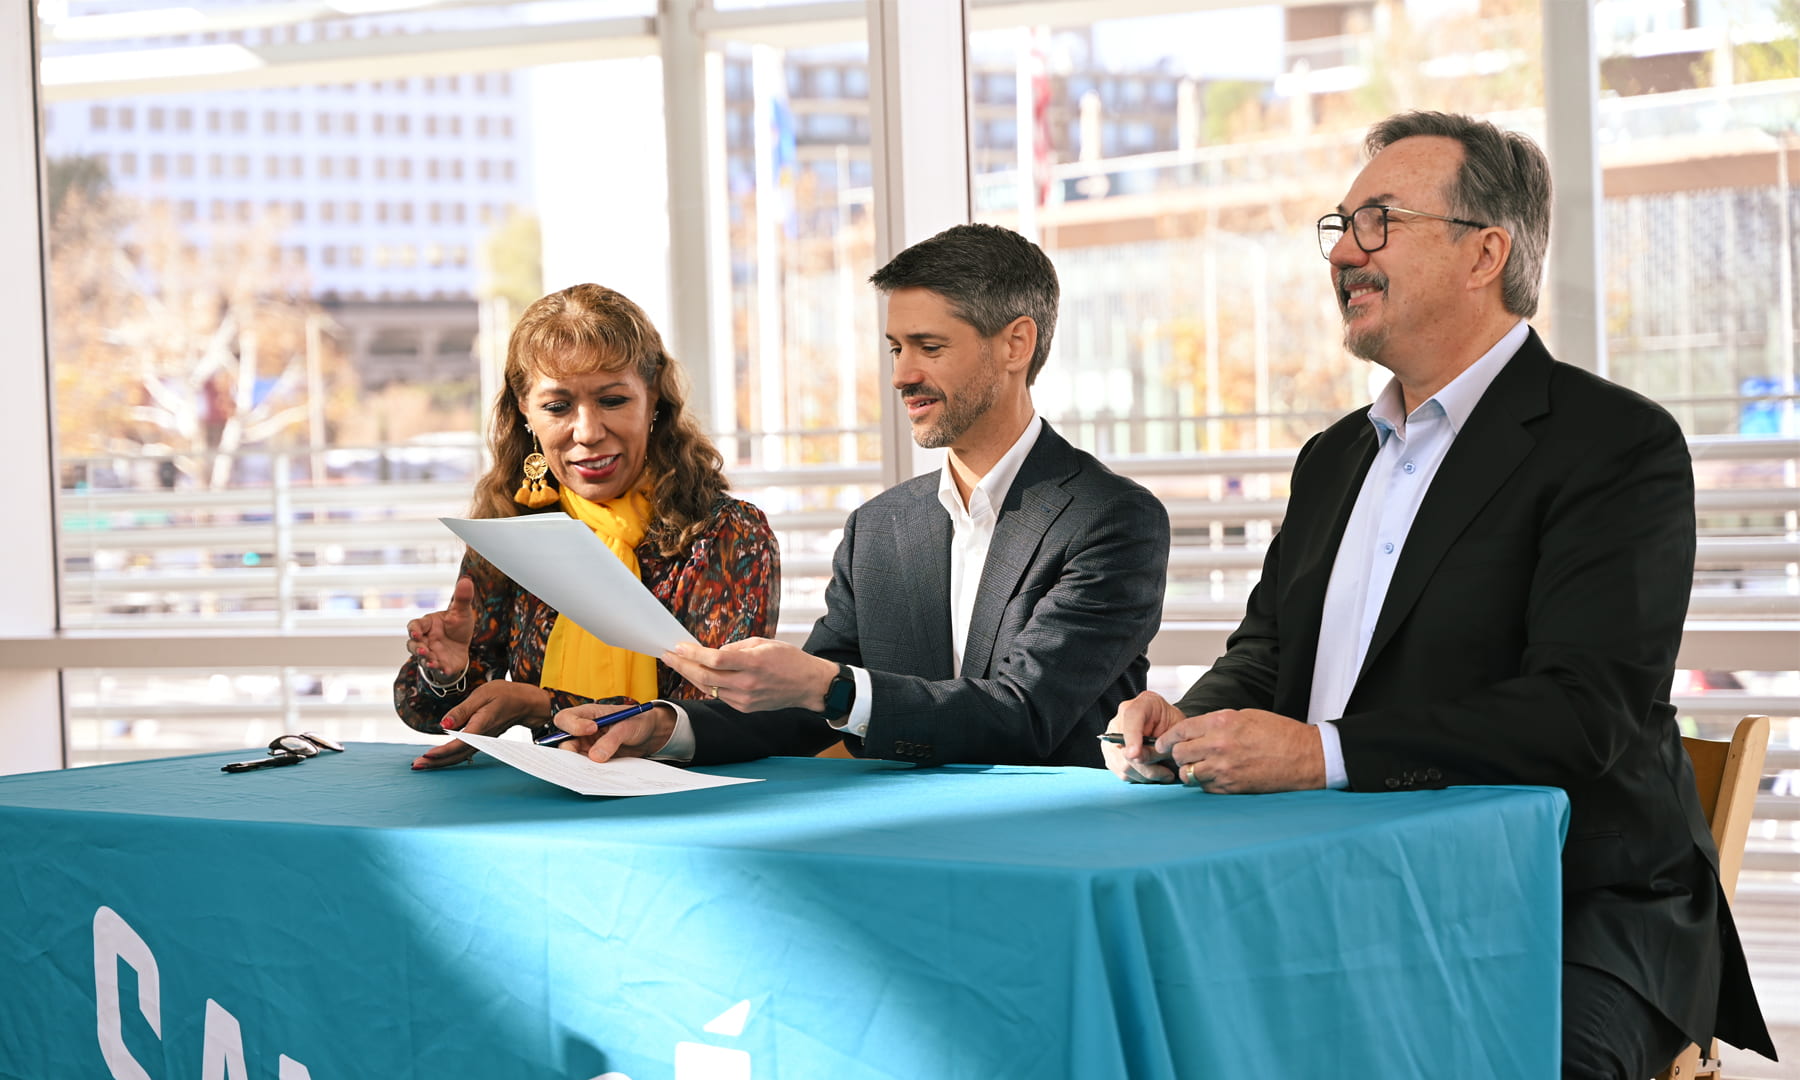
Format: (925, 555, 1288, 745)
(1102, 695, 1329, 793)
(1099, 690, 1184, 785)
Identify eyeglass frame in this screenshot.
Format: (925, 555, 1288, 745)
(220, 732, 346, 773)
(1316, 204, 1491, 261)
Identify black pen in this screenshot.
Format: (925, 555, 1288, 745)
(1098, 732, 1169, 758)
(535, 701, 660, 746)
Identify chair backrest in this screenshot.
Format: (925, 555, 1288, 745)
(1681, 714, 1770, 904)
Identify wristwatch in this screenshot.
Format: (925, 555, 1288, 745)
(820, 663, 856, 722)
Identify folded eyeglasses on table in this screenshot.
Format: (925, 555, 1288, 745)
(220, 732, 346, 773)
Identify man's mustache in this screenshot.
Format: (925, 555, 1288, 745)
(1336, 268, 1388, 313)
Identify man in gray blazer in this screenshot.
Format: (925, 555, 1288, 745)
(557, 223, 1169, 767)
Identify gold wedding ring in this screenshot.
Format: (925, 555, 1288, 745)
(709, 685, 721, 699)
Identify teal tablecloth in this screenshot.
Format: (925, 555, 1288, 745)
(0, 744, 1567, 1079)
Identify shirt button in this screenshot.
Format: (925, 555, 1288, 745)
(1382, 542, 1395, 555)
(1403, 461, 1416, 474)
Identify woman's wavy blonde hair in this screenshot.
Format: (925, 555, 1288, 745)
(470, 283, 730, 557)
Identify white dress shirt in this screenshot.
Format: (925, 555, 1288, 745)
(654, 415, 1045, 760)
(1307, 320, 1528, 788)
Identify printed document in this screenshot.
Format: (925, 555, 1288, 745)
(451, 730, 761, 797)
(441, 514, 699, 658)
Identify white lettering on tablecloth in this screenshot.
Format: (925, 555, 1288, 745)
(94, 906, 159, 1080)
(588, 1000, 755, 1080)
(95, 904, 746, 1080)
(92, 906, 313, 1080)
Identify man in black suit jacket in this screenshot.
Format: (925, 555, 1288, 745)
(1104, 112, 1774, 1077)
(559, 224, 1169, 768)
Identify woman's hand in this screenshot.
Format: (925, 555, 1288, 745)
(552, 702, 678, 763)
(411, 681, 555, 770)
(406, 576, 476, 684)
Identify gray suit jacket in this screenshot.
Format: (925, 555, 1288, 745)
(688, 424, 1170, 767)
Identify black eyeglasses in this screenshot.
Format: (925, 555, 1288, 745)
(1316, 204, 1489, 260)
(221, 732, 346, 773)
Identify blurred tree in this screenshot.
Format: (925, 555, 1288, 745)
(45, 156, 353, 488)
(1203, 81, 1265, 143)
(479, 207, 542, 316)
(1349, 0, 1542, 126)
(1735, 0, 1799, 82)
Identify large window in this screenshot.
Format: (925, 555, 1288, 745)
(15, 2, 1799, 1005)
(709, 34, 886, 622)
(40, 1, 670, 761)
(970, 3, 1547, 456)
(967, 3, 1554, 700)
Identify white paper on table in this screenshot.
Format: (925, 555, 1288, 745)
(441, 514, 699, 658)
(450, 730, 762, 797)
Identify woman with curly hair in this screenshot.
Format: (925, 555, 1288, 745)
(396, 283, 779, 769)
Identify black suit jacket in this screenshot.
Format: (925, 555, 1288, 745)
(1177, 330, 1774, 1057)
(688, 423, 1170, 768)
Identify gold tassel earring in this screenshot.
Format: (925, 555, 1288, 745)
(513, 432, 559, 508)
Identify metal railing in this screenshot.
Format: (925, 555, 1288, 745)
(53, 434, 1799, 632)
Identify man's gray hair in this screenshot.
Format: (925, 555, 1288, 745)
(1366, 110, 1552, 318)
(869, 223, 1059, 384)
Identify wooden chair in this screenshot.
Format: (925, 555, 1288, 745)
(1655, 714, 1771, 1080)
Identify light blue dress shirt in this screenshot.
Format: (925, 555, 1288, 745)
(1308, 320, 1529, 788)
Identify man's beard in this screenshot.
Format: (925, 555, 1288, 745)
(905, 346, 1001, 450)
(1337, 267, 1389, 362)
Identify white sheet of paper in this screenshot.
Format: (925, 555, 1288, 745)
(451, 730, 761, 797)
(441, 514, 699, 658)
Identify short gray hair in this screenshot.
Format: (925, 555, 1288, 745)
(869, 223, 1059, 384)
(1365, 111, 1551, 318)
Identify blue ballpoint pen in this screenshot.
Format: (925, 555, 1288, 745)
(535, 700, 660, 746)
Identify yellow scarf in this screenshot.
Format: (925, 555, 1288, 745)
(538, 486, 659, 702)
